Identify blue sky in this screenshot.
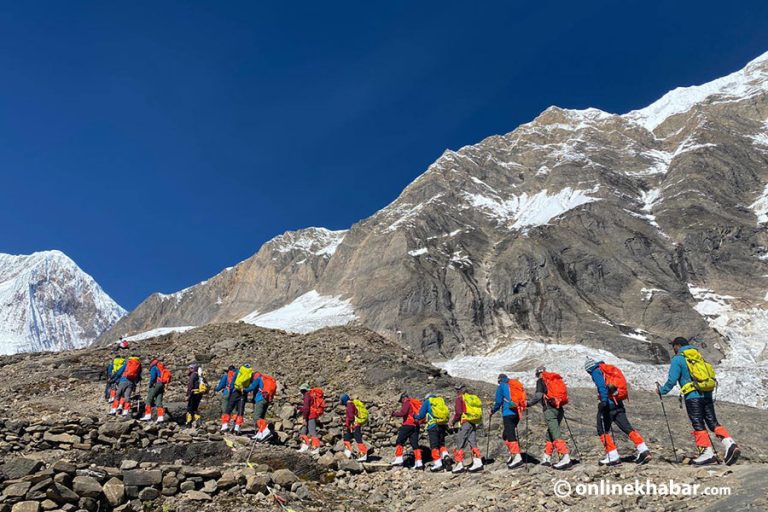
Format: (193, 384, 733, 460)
(1, 1, 766, 309)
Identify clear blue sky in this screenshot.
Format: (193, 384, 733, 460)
(1, 2, 766, 309)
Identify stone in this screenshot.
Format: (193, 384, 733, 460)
(179, 481, 196, 492)
(3, 481, 32, 498)
(11, 502, 40, 512)
(72, 476, 102, 498)
(26, 478, 53, 500)
(0, 459, 44, 480)
(40, 500, 57, 511)
(122, 470, 162, 487)
(51, 461, 77, 474)
(46, 483, 79, 504)
(79, 497, 98, 512)
(98, 421, 133, 438)
(183, 490, 212, 501)
(278, 405, 295, 420)
(201, 479, 217, 494)
(216, 470, 237, 489)
(337, 459, 364, 474)
(271, 469, 298, 487)
(181, 467, 221, 479)
(138, 487, 160, 501)
(245, 474, 270, 495)
(43, 432, 81, 445)
(317, 452, 336, 467)
(102, 477, 125, 507)
(162, 475, 179, 489)
(119, 460, 138, 471)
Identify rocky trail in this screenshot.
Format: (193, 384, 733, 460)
(0, 324, 766, 511)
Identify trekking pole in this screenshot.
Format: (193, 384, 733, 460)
(562, 410, 581, 460)
(656, 383, 679, 463)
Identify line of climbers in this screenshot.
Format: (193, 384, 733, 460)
(102, 336, 740, 470)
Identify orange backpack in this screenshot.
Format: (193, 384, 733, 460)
(256, 373, 277, 401)
(540, 371, 568, 407)
(309, 388, 326, 417)
(408, 398, 423, 424)
(156, 362, 172, 384)
(599, 363, 629, 401)
(124, 358, 141, 382)
(507, 380, 527, 412)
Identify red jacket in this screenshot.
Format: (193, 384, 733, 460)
(299, 392, 320, 420)
(345, 401, 357, 430)
(392, 398, 419, 427)
(452, 395, 466, 424)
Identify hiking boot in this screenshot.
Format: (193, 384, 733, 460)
(343, 449, 353, 459)
(723, 439, 740, 466)
(156, 416, 165, 424)
(298, 444, 310, 453)
(635, 449, 651, 465)
(121, 409, 131, 417)
(691, 447, 717, 466)
(540, 454, 552, 467)
(413, 459, 424, 470)
(234, 425, 241, 434)
(220, 424, 230, 432)
(310, 448, 321, 455)
(553, 454, 572, 470)
(468, 459, 484, 472)
(108, 409, 117, 416)
(599, 450, 621, 466)
(507, 454, 524, 469)
(451, 461, 465, 473)
(356, 454, 368, 463)
(140, 414, 152, 421)
(390, 456, 404, 466)
(429, 460, 443, 472)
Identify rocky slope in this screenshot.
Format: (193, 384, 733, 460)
(0, 251, 125, 355)
(101, 51, 768, 371)
(0, 324, 767, 511)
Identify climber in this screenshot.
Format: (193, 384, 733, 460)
(657, 337, 740, 465)
(413, 393, 451, 471)
(141, 359, 170, 423)
(221, 364, 253, 434)
(527, 366, 572, 469)
(246, 371, 277, 442)
(109, 354, 142, 417)
(450, 385, 484, 473)
(186, 363, 204, 427)
(391, 392, 424, 469)
(104, 347, 126, 405)
(340, 393, 369, 462)
(585, 357, 650, 466)
(215, 366, 236, 431)
(490, 374, 525, 469)
(297, 383, 324, 454)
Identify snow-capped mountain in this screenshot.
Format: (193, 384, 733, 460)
(0, 250, 125, 354)
(101, 51, 768, 375)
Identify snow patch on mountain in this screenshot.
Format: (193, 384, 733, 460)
(750, 185, 768, 224)
(124, 326, 196, 342)
(241, 290, 356, 333)
(624, 51, 768, 131)
(270, 228, 347, 256)
(463, 187, 599, 231)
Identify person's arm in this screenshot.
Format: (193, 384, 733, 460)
(659, 356, 683, 395)
(111, 361, 126, 382)
(413, 400, 430, 422)
(245, 376, 261, 394)
(451, 396, 464, 426)
(148, 367, 158, 387)
(591, 369, 610, 404)
(491, 385, 503, 414)
(186, 375, 194, 397)
(301, 392, 312, 420)
(391, 400, 410, 418)
(527, 379, 546, 407)
(214, 375, 226, 393)
(345, 402, 355, 429)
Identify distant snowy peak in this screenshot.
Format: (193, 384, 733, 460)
(268, 227, 347, 257)
(0, 250, 125, 355)
(624, 51, 768, 131)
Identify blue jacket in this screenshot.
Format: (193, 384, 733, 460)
(586, 362, 617, 406)
(491, 378, 518, 417)
(413, 399, 439, 429)
(659, 344, 708, 400)
(245, 374, 265, 403)
(148, 366, 160, 387)
(215, 371, 236, 396)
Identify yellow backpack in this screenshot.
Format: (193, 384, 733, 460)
(680, 349, 717, 394)
(234, 365, 254, 391)
(461, 394, 483, 424)
(353, 399, 369, 425)
(112, 357, 125, 375)
(428, 397, 450, 425)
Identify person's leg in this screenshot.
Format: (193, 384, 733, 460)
(353, 425, 367, 459)
(143, 385, 157, 419)
(703, 396, 739, 464)
(220, 393, 232, 428)
(155, 385, 165, 421)
(502, 415, 520, 455)
(308, 419, 320, 449)
(543, 408, 558, 458)
(612, 406, 648, 454)
(467, 423, 482, 468)
(392, 426, 409, 463)
(253, 400, 268, 433)
(596, 407, 617, 460)
(409, 425, 422, 467)
(299, 423, 310, 451)
(453, 422, 471, 468)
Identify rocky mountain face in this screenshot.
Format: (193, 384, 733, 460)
(101, 52, 768, 367)
(0, 251, 125, 354)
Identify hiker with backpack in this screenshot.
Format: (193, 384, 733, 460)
(490, 374, 526, 469)
(413, 393, 451, 471)
(390, 392, 424, 468)
(584, 358, 650, 466)
(245, 371, 277, 442)
(141, 359, 170, 423)
(297, 383, 324, 454)
(104, 349, 126, 405)
(185, 363, 204, 427)
(109, 354, 142, 417)
(216, 366, 236, 429)
(340, 394, 370, 462)
(450, 384, 484, 473)
(657, 337, 740, 465)
(526, 366, 572, 470)
(221, 364, 253, 434)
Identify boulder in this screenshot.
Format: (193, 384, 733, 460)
(337, 459, 364, 474)
(0, 459, 44, 480)
(183, 490, 212, 501)
(40, 500, 57, 511)
(271, 469, 299, 487)
(51, 461, 76, 475)
(46, 483, 79, 504)
(216, 470, 237, 489)
(119, 460, 138, 471)
(245, 474, 270, 495)
(138, 487, 160, 501)
(102, 477, 125, 507)
(43, 432, 81, 445)
(98, 421, 133, 438)
(122, 470, 162, 487)
(181, 467, 221, 479)
(11, 502, 40, 512)
(3, 481, 32, 498)
(72, 476, 102, 498)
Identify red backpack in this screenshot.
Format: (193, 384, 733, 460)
(255, 373, 277, 401)
(541, 372, 568, 407)
(309, 388, 326, 417)
(156, 362, 172, 384)
(507, 379, 527, 412)
(599, 363, 629, 401)
(408, 398, 423, 424)
(124, 358, 141, 382)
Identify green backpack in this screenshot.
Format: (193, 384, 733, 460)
(680, 349, 717, 394)
(461, 394, 483, 424)
(428, 397, 450, 425)
(353, 399, 369, 425)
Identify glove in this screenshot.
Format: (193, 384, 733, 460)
(655, 382, 662, 396)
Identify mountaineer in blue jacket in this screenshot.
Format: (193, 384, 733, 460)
(490, 374, 523, 469)
(216, 366, 237, 432)
(413, 394, 450, 471)
(657, 337, 739, 465)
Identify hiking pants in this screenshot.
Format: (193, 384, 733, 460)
(344, 425, 363, 444)
(596, 404, 634, 436)
(220, 393, 231, 414)
(502, 414, 519, 442)
(225, 389, 246, 417)
(685, 396, 721, 432)
(427, 425, 447, 449)
(300, 418, 318, 437)
(395, 425, 420, 450)
(116, 380, 135, 402)
(146, 383, 164, 408)
(187, 393, 202, 414)
(253, 399, 269, 421)
(544, 406, 564, 442)
(455, 421, 478, 450)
